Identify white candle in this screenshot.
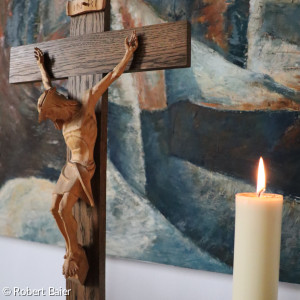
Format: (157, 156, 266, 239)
(232, 158, 283, 300)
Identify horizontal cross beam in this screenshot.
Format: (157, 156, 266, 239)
(9, 21, 191, 84)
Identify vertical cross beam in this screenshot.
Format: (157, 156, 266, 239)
(66, 2, 110, 299)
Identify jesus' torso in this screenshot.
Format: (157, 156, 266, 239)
(62, 91, 98, 167)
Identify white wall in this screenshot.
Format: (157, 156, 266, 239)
(0, 236, 299, 300)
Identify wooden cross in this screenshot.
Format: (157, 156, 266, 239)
(9, 1, 190, 299)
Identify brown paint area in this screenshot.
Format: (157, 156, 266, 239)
(134, 72, 167, 111)
(118, 0, 167, 111)
(287, 75, 300, 91)
(0, 0, 10, 38)
(197, 0, 229, 50)
(119, 0, 137, 29)
(238, 98, 300, 111)
(200, 98, 300, 111)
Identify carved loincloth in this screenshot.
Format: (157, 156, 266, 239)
(53, 161, 95, 207)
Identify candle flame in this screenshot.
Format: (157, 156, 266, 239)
(257, 157, 266, 196)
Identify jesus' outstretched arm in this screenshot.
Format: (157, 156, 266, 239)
(88, 30, 138, 108)
(34, 47, 52, 90)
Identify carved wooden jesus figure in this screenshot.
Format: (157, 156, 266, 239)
(34, 31, 138, 280)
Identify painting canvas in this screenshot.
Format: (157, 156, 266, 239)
(0, 0, 299, 284)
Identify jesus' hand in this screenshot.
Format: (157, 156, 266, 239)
(34, 47, 52, 90)
(125, 31, 138, 54)
(34, 47, 44, 66)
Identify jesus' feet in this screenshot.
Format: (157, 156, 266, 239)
(67, 259, 79, 277)
(63, 257, 79, 278)
(63, 246, 85, 278)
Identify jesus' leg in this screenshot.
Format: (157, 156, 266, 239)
(50, 194, 70, 259)
(58, 192, 84, 278)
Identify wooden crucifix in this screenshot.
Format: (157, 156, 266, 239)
(9, 0, 190, 299)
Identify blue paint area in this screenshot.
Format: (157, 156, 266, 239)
(143, 0, 250, 67)
(39, 167, 61, 182)
(5, 0, 68, 47)
(108, 102, 145, 195)
(168, 101, 300, 194)
(262, 3, 300, 45)
(280, 202, 300, 282)
(144, 224, 232, 272)
(26, 0, 40, 45)
(6, 1, 27, 46)
(107, 160, 231, 273)
(259, 74, 300, 104)
(136, 102, 300, 282)
(21, 214, 63, 246)
(226, 0, 249, 67)
(165, 67, 203, 105)
(142, 0, 191, 21)
(140, 107, 236, 266)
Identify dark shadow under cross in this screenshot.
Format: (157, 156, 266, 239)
(9, 2, 191, 299)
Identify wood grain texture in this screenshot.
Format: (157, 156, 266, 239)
(66, 3, 110, 300)
(9, 21, 191, 84)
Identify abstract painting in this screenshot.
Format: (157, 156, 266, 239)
(0, 0, 299, 284)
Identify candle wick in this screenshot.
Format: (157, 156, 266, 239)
(257, 188, 265, 197)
